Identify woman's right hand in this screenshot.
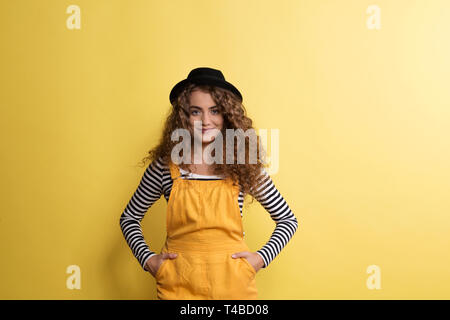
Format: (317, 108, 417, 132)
(145, 252, 178, 278)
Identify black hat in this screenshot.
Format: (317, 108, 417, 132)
(169, 67, 243, 105)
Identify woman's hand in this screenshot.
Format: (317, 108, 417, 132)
(145, 252, 178, 278)
(231, 251, 264, 273)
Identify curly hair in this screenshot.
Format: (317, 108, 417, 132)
(138, 83, 268, 203)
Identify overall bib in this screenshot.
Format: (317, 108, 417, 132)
(155, 160, 258, 300)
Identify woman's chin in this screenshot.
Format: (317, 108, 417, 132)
(192, 135, 217, 145)
(202, 138, 215, 145)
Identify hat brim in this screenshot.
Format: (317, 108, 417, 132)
(170, 78, 242, 104)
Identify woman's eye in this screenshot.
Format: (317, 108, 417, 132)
(191, 109, 219, 116)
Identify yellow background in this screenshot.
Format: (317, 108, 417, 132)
(1, 0, 450, 299)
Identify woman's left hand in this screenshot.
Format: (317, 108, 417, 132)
(231, 251, 264, 273)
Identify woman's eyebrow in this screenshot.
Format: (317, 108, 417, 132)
(189, 105, 217, 109)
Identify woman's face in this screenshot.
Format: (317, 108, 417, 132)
(188, 89, 224, 145)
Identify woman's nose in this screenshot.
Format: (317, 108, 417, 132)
(201, 112, 211, 123)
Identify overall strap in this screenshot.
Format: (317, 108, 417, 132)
(169, 160, 181, 180)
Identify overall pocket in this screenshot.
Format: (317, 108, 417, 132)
(155, 258, 170, 279)
(240, 257, 256, 277)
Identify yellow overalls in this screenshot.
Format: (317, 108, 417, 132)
(155, 160, 258, 300)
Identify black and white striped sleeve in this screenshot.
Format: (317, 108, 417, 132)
(119, 159, 164, 271)
(253, 168, 299, 268)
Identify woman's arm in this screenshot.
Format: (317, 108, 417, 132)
(119, 159, 164, 271)
(251, 168, 299, 269)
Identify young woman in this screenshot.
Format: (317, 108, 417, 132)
(120, 67, 299, 300)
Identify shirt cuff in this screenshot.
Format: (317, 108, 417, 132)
(256, 251, 268, 269)
(142, 252, 157, 271)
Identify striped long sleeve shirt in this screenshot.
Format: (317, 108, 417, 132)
(119, 157, 299, 271)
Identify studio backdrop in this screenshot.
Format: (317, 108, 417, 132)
(1, 0, 450, 299)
